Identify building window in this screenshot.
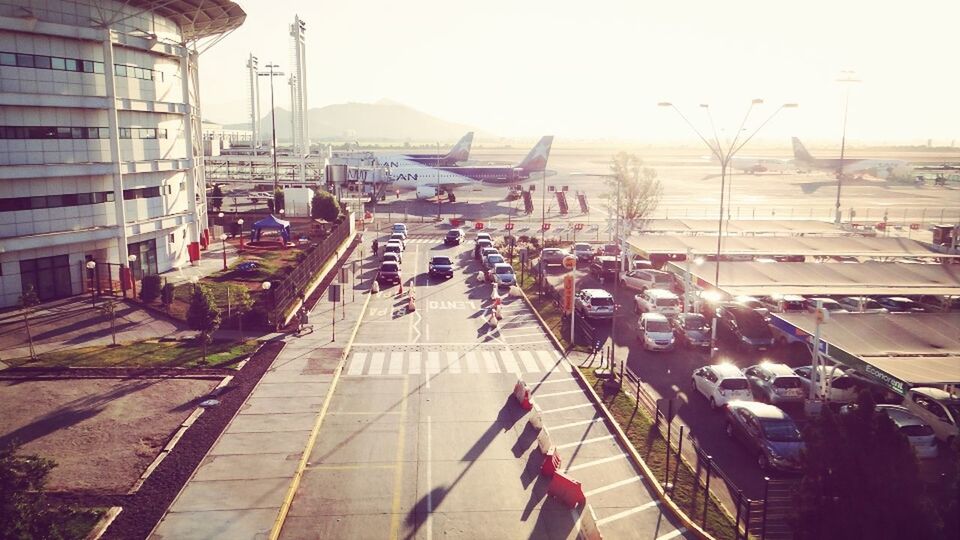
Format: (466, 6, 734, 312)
(122, 187, 163, 200)
(169, 233, 175, 243)
(20, 255, 72, 301)
(0, 125, 109, 140)
(0, 191, 114, 213)
(113, 62, 162, 82)
(127, 239, 158, 279)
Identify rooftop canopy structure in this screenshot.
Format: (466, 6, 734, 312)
(668, 261, 960, 297)
(628, 234, 958, 259)
(641, 219, 855, 236)
(772, 312, 960, 394)
(128, 0, 246, 41)
(252, 214, 291, 243)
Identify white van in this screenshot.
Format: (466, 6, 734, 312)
(902, 387, 960, 444)
(634, 289, 681, 317)
(637, 312, 675, 351)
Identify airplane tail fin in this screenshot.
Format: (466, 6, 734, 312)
(791, 137, 815, 163)
(517, 136, 554, 172)
(443, 132, 473, 162)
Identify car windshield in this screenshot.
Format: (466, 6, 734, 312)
(944, 402, 960, 420)
(591, 297, 614, 306)
(496, 266, 514, 275)
(720, 378, 748, 390)
(488, 255, 504, 264)
(446, 230, 459, 237)
(646, 320, 671, 333)
(656, 298, 678, 307)
(863, 299, 883, 309)
(761, 420, 802, 442)
(432, 257, 451, 265)
(774, 376, 803, 389)
(574, 243, 591, 251)
(386, 245, 400, 252)
(783, 301, 805, 312)
(737, 312, 772, 338)
(901, 424, 935, 437)
(654, 274, 673, 284)
(684, 316, 707, 330)
(601, 260, 620, 269)
(381, 263, 398, 271)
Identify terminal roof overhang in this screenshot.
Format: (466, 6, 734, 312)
(775, 312, 960, 387)
(671, 261, 960, 296)
(642, 219, 852, 236)
(129, 0, 246, 41)
(628, 234, 959, 258)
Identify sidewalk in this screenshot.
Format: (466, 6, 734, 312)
(161, 241, 241, 287)
(150, 245, 370, 539)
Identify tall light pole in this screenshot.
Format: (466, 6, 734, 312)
(539, 168, 547, 298)
(436, 141, 441, 221)
(834, 70, 861, 224)
(659, 100, 797, 357)
(258, 62, 284, 199)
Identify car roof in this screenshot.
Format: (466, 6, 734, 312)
(385, 242, 402, 247)
(494, 263, 513, 270)
(646, 289, 678, 298)
(910, 387, 958, 401)
(430, 255, 451, 262)
(710, 363, 746, 378)
(751, 362, 796, 377)
(641, 312, 669, 322)
(729, 400, 791, 420)
(574, 242, 591, 248)
(876, 405, 928, 427)
(582, 288, 612, 297)
(595, 255, 617, 261)
(380, 261, 399, 269)
(392, 223, 406, 227)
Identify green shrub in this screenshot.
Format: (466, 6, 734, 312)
(139, 274, 162, 302)
(160, 283, 175, 310)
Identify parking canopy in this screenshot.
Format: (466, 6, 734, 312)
(628, 234, 957, 258)
(773, 312, 960, 393)
(642, 219, 851, 236)
(670, 261, 960, 296)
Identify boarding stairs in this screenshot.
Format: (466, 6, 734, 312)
(577, 191, 589, 214)
(522, 190, 535, 214)
(556, 190, 570, 215)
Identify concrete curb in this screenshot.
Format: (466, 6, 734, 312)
(86, 506, 122, 540)
(268, 273, 375, 540)
(517, 287, 714, 540)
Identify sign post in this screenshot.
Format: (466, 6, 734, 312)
(329, 283, 342, 341)
(340, 267, 349, 318)
(562, 257, 577, 345)
(805, 301, 829, 417)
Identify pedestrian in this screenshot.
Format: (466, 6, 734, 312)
(372, 239, 379, 256)
(395, 189, 400, 199)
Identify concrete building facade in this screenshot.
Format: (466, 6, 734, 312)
(0, 0, 245, 307)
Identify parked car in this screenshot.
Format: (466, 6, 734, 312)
(575, 288, 615, 320)
(601, 243, 622, 257)
(842, 403, 939, 459)
(428, 256, 454, 279)
(902, 387, 960, 444)
(383, 242, 403, 263)
(444, 228, 464, 245)
(377, 261, 401, 285)
(637, 312, 675, 351)
(744, 363, 805, 405)
(715, 305, 774, 352)
(876, 296, 925, 313)
(620, 269, 675, 292)
(804, 297, 848, 314)
(916, 295, 960, 313)
(695, 290, 732, 319)
(672, 313, 711, 348)
(382, 252, 401, 266)
(391, 223, 408, 239)
(733, 296, 770, 319)
(590, 256, 622, 282)
(836, 296, 888, 313)
(491, 263, 517, 288)
(540, 248, 571, 267)
(476, 232, 492, 243)
(793, 365, 858, 403)
(691, 363, 753, 409)
(572, 242, 595, 262)
(634, 288, 681, 317)
(483, 253, 506, 272)
(474, 238, 493, 259)
(388, 233, 406, 249)
(725, 401, 804, 472)
(632, 255, 654, 270)
(759, 294, 807, 314)
(480, 247, 500, 262)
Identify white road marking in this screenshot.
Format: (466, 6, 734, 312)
(595, 501, 660, 526)
(445, 351, 461, 374)
(482, 351, 500, 373)
(388, 351, 403, 375)
(427, 415, 433, 540)
(504, 339, 553, 347)
(464, 351, 479, 373)
(499, 350, 520, 375)
(530, 377, 578, 386)
(555, 435, 615, 450)
(540, 403, 594, 414)
(656, 528, 687, 540)
(564, 454, 627, 472)
(550, 417, 605, 431)
(532, 389, 584, 398)
(347, 352, 367, 376)
(408, 351, 421, 375)
(426, 351, 440, 376)
(517, 351, 540, 373)
(584, 476, 641, 497)
(369, 352, 385, 375)
(536, 350, 563, 371)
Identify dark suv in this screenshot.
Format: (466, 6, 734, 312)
(444, 228, 464, 246)
(716, 305, 774, 352)
(589, 256, 622, 282)
(428, 256, 454, 279)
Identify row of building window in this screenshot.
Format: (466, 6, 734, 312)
(0, 126, 169, 140)
(0, 185, 169, 212)
(0, 52, 165, 81)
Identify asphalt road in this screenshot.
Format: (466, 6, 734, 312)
(277, 227, 694, 540)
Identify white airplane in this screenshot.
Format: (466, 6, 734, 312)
(330, 132, 473, 170)
(792, 137, 913, 179)
(710, 154, 793, 174)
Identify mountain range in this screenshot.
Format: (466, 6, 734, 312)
(221, 99, 492, 143)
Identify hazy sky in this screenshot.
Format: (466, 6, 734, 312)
(198, 0, 959, 145)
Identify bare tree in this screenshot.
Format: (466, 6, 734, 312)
(97, 299, 120, 346)
(606, 152, 663, 230)
(18, 286, 40, 360)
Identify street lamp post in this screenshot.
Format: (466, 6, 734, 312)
(220, 233, 228, 270)
(834, 70, 860, 224)
(539, 169, 547, 299)
(128, 254, 138, 299)
(258, 62, 285, 198)
(85, 260, 97, 306)
(436, 141, 442, 222)
(237, 218, 245, 252)
(659, 100, 796, 357)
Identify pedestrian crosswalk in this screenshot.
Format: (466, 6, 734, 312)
(344, 349, 570, 377)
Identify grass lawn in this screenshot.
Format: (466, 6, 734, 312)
(55, 507, 106, 540)
(7, 340, 258, 369)
(582, 370, 737, 540)
(512, 260, 592, 353)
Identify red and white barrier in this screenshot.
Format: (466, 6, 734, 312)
(578, 504, 602, 540)
(513, 379, 533, 410)
(541, 448, 562, 477)
(530, 402, 543, 430)
(547, 471, 585, 509)
(537, 426, 553, 455)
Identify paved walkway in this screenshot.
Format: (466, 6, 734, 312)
(150, 246, 369, 539)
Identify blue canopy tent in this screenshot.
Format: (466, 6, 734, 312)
(251, 214, 292, 243)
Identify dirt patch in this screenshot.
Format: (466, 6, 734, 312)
(0, 378, 217, 493)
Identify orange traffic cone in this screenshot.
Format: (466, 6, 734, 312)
(398, 280, 404, 295)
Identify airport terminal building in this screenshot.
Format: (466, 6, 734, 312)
(0, 0, 244, 307)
